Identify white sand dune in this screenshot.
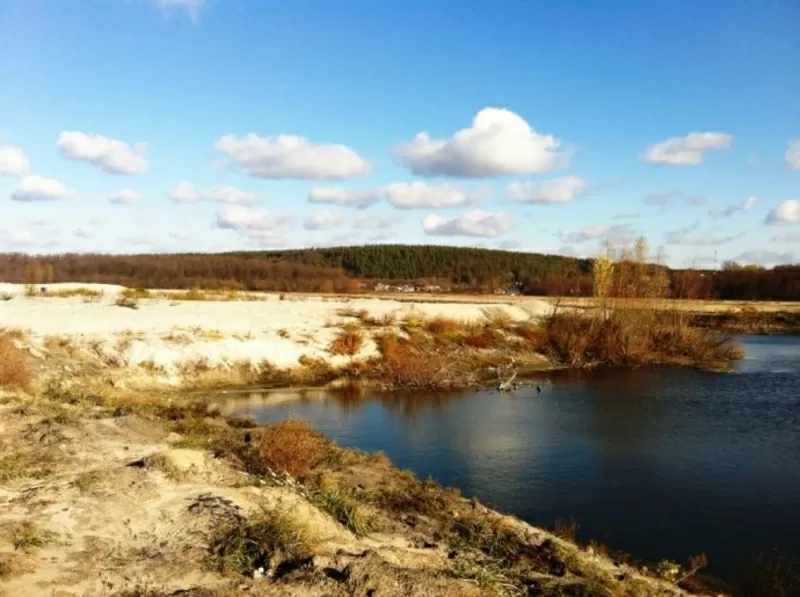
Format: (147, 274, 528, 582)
(0, 283, 554, 372)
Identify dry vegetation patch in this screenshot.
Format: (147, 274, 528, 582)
(0, 332, 31, 390)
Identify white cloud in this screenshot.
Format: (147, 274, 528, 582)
(765, 199, 800, 225)
(354, 214, 399, 230)
(384, 182, 475, 209)
(169, 231, 192, 242)
(613, 212, 641, 220)
(665, 222, 742, 245)
(395, 107, 563, 177)
(366, 231, 394, 242)
(11, 175, 75, 201)
(498, 239, 522, 250)
(505, 176, 586, 204)
(73, 226, 93, 239)
(735, 250, 799, 267)
(303, 210, 347, 230)
(786, 140, 800, 170)
(0, 228, 61, 251)
(0, 145, 30, 176)
(108, 188, 143, 205)
(643, 190, 679, 205)
(214, 133, 370, 180)
(308, 187, 381, 209)
(169, 182, 259, 204)
(215, 205, 291, 232)
(422, 210, 514, 238)
(643, 132, 732, 165)
(157, 0, 203, 22)
(57, 131, 149, 175)
(168, 181, 197, 203)
(559, 224, 635, 244)
(771, 231, 800, 243)
(709, 196, 758, 218)
(200, 185, 259, 205)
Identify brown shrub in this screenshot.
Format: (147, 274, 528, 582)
(328, 324, 364, 356)
(257, 419, 328, 479)
(425, 317, 460, 335)
(553, 518, 579, 542)
(541, 311, 742, 368)
(0, 332, 31, 390)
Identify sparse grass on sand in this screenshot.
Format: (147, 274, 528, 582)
(41, 287, 104, 299)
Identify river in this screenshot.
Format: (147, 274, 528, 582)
(213, 335, 800, 589)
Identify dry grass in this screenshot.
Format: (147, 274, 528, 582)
(313, 485, 373, 536)
(7, 521, 57, 553)
(207, 507, 316, 576)
(120, 287, 152, 299)
(328, 324, 365, 356)
(154, 288, 263, 302)
(43, 287, 104, 298)
(257, 419, 329, 480)
(146, 453, 185, 481)
(115, 295, 139, 309)
(539, 310, 742, 368)
(0, 331, 32, 390)
(554, 518, 579, 542)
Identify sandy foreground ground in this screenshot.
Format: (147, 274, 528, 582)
(0, 283, 554, 375)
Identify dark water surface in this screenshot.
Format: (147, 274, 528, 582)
(215, 335, 800, 587)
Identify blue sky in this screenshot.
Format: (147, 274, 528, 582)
(1, 0, 798, 267)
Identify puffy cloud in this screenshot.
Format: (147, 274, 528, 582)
(505, 176, 586, 204)
(709, 196, 759, 218)
(108, 188, 143, 205)
(73, 226, 93, 239)
(665, 222, 742, 245)
(11, 175, 75, 201)
(0, 228, 61, 251)
(0, 145, 30, 176)
(303, 210, 347, 230)
(57, 131, 149, 175)
(384, 182, 474, 209)
(214, 133, 370, 180)
(643, 132, 732, 165)
(168, 182, 259, 204)
(308, 187, 382, 209)
(354, 214, 399, 230)
(422, 210, 514, 238)
(310, 182, 487, 210)
(168, 181, 197, 203)
(786, 140, 800, 170)
(157, 0, 203, 22)
(764, 199, 800, 225)
(395, 107, 563, 177)
(215, 205, 291, 232)
(200, 185, 259, 205)
(559, 224, 635, 244)
(685, 195, 706, 206)
(735, 250, 800, 267)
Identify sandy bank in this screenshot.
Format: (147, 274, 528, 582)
(0, 283, 554, 375)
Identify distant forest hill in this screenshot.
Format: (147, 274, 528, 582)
(0, 245, 798, 300)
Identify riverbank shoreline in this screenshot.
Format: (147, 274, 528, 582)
(0, 370, 716, 597)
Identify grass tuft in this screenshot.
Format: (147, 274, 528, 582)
(313, 486, 373, 537)
(257, 419, 328, 480)
(207, 508, 315, 576)
(328, 324, 364, 356)
(0, 331, 31, 390)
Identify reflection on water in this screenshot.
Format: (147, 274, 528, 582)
(213, 335, 800, 589)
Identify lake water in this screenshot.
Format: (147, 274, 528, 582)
(214, 335, 800, 589)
